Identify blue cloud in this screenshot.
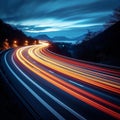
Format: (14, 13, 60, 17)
(0, 0, 120, 37)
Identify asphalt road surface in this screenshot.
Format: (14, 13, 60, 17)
(1, 42, 120, 120)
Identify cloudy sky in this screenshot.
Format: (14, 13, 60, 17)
(0, 0, 120, 38)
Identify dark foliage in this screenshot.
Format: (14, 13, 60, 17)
(51, 21, 120, 67)
(0, 19, 34, 49)
(105, 7, 120, 28)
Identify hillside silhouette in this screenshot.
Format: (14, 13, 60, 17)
(0, 19, 34, 49)
(51, 21, 120, 67)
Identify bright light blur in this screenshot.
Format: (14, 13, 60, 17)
(42, 42, 50, 47)
(38, 40, 50, 47)
(24, 40, 28, 46)
(14, 45, 120, 119)
(33, 40, 37, 45)
(14, 40, 17, 44)
(13, 40, 18, 47)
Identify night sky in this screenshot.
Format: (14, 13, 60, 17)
(0, 0, 120, 38)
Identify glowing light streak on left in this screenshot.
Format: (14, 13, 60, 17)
(4, 51, 66, 120)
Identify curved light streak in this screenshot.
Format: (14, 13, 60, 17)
(14, 44, 120, 119)
(28, 45, 120, 94)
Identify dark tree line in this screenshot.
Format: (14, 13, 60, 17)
(0, 19, 35, 50)
(105, 7, 120, 27)
(50, 7, 120, 66)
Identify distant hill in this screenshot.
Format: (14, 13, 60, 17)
(52, 36, 74, 43)
(34, 34, 71, 42)
(52, 36, 70, 41)
(34, 34, 84, 44)
(50, 21, 120, 66)
(76, 21, 120, 66)
(0, 19, 34, 49)
(34, 34, 51, 41)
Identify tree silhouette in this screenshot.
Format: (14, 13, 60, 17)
(105, 7, 120, 28)
(82, 30, 96, 42)
(0, 19, 35, 49)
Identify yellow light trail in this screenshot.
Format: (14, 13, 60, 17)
(43, 48, 120, 82)
(28, 45, 120, 94)
(14, 44, 120, 119)
(41, 48, 120, 85)
(45, 48, 120, 76)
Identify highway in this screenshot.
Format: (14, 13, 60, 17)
(1, 42, 120, 120)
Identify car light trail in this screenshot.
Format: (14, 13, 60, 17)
(45, 48, 120, 76)
(40, 48, 120, 85)
(14, 44, 120, 119)
(27, 45, 120, 94)
(42, 48, 120, 83)
(4, 51, 66, 120)
(11, 51, 86, 120)
(2, 43, 120, 120)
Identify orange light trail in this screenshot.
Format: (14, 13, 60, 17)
(28, 46, 120, 94)
(41, 48, 120, 84)
(45, 48, 120, 76)
(14, 44, 120, 119)
(43, 48, 120, 81)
